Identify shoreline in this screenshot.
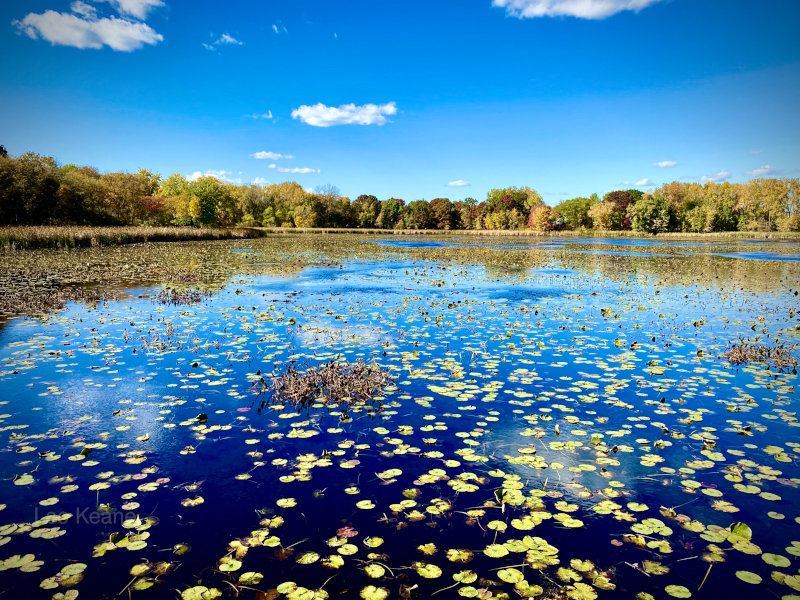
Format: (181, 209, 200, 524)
(2, 225, 799, 250)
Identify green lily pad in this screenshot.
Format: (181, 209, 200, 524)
(415, 562, 442, 578)
(417, 542, 437, 556)
(364, 564, 385, 578)
(665, 585, 691, 598)
(181, 587, 222, 600)
(360, 586, 389, 600)
(498, 567, 525, 583)
(566, 582, 597, 600)
(762, 553, 791, 567)
(296, 552, 320, 565)
(453, 570, 478, 584)
(217, 556, 242, 571)
(239, 572, 263, 585)
(484, 544, 509, 558)
(735, 571, 762, 584)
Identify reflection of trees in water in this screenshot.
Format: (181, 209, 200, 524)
(440, 244, 798, 293)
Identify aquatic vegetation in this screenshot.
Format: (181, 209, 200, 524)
(0, 226, 269, 250)
(722, 340, 797, 370)
(0, 234, 797, 600)
(258, 359, 393, 411)
(152, 287, 211, 306)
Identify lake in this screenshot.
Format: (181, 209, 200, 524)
(0, 234, 798, 600)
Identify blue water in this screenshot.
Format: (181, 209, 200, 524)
(0, 236, 798, 600)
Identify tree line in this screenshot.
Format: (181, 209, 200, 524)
(1, 148, 798, 233)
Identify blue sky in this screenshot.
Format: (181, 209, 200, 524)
(1, 0, 799, 205)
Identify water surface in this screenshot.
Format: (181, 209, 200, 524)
(0, 234, 798, 600)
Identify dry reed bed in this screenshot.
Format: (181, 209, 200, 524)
(0, 226, 268, 250)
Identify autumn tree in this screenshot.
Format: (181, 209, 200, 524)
(56, 165, 107, 223)
(588, 200, 614, 230)
(186, 176, 227, 226)
(554, 195, 597, 229)
(403, 200, 435, 229)
(600, 190, 638, 230)
(0, 153, 60, 224)
(376, 199, 404, 229)
(628, 194, 672, 233)
(429, 198, 455, 229)
(352, 195, 380, 228)
(453, 198, 477, 229)
(528, 204, 555, 231)
(484, 186, 543, 230)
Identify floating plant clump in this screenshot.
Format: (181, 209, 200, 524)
(152, 287, 211, 306)
(163, 267, 201, 284)
(722, 340, 798, 370)
(257, 359, 394, 411)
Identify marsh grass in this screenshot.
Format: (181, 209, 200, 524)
(723, 340, 798, 370)
(152, 287, 211, 306)
(0, 226, 268, 250)
(257, 360, 394, 415)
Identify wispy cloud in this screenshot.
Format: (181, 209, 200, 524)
(97, 0, 164, 20)
(252, 177, 271, 186)
(203, 33, 243, 50)
(446, 180, 471, 187)
(745, 165, 777, 178)
(700, 169, 731, 183)
(186, 169, 235, 182)
(249, 111, 273, 120)
(272, 22, 287, 34)
(635, 178, 654, 186)
(251, 151, 293, 160)
(492, 0, 664, 19)
(750, 149, 764, 155)
(291, 102, 397, 127)
(13, 4, 163, 51)
(70, 1, 96, 18)
(653, 160, 676, 168)
(267, 165, 320, 174)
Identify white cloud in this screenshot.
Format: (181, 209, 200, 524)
(70, 1, 96, 18)
(750, 149, 764, 155)
(203, 32, 243, 50)
(251, 151, 293, 160)
(97, 0, 164, 20)
(635, 178, 654, 186)
(492, 0, 663, 19)
(252, 177, 271, 186)
(14, 8, 163, 51)
(447, 180, 471, 187)
(186, 169, 234, 182)
(250, 111, 273, 120)
(291, 102, 397, 127)
(219, 33, 242, 45)
(272, 22, 287, 34)
(700, 169, 731, 183)
(267, 165, 320, 174)
(745, 165, 777, 178)
(653, 160, 676, 168)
